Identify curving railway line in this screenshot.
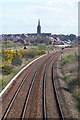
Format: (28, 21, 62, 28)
(1, 51, 65, 119)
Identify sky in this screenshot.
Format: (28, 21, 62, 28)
(0, 0, 79, 35)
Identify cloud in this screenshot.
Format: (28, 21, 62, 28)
(46, 0, 79, 6)
(0, 0, 78, 34)
(0, 0, 45, 3)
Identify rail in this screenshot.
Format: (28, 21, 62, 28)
(52, 63, 64, 120)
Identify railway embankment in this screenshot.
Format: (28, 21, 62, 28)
(56, 48, 79, 118)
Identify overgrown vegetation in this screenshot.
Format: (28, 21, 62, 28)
(2, 65, 13, 75)
(60, 53, 75, 66)
(12, 53, 22, 66)
(60, 51, 80, 112)
(0, 45, 46, 91)
(2, 39, 24, 49)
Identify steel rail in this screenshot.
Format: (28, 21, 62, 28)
(52, 63, 65, 120)
(43, 59, 52, 120)
(43, 71, 47, 120)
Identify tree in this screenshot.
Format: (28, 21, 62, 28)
(69, 34, 76, 41)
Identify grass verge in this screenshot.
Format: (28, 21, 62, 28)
(0, 53, 45, 92)
(60, 49, 80, 112)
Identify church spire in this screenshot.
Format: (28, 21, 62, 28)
(38, 19, 40, 26)
(37, 19, 41, 34)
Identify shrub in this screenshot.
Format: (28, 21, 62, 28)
(2, 49, 16, 62)
(73, 88, 80, 111)
(26, 48, 38, 59)
(2, 65, 13, 75)
(77, 75, 80, 87)
(26, 48, 46, 59)
(37, 44, 47, 50)
(12, 53, 22, 66)
(60, 52, 80, 112)
(38, 50, 46, 55)
(60, 53, 75, 66)
(60, 59, 69, 66)
(26, 51, 36, 58)
(64, 73, 78, 92)
(19, 49, 27, 57)
(67, 79, 78, 92)
(2, 51, 8, 61)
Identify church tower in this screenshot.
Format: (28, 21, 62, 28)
(37, 19, 41, 34)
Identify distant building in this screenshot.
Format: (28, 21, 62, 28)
(37, 19, 41, 35)
(27, 19, 51, 37)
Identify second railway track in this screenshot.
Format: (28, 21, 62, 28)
(2, 51, 65, 119)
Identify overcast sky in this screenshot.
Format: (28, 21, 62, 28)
(0, 0, 79, 35)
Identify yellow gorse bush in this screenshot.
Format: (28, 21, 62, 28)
(0, 60, 11, 67)
(0, 62, 4, 67)
(1, 49, 27, 67)
(4, 49, 16, 54)
(19, 49, 27, 55)
(17, 51, 22, 58)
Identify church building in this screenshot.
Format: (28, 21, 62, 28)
(27, 19, 51, 37)
(37, 19, 41, 34)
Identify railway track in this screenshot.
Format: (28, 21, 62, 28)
(20, 54, 54, 119)
(42, 55, 55, 119)
(22, 52, 59, 119)
(2, 51, 65, 119)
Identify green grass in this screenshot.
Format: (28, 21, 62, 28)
(0, 53, 45, 92)
(0, 59, 29, 92)
(60, 53, 76, 67)
(1, 59, 29, 91)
